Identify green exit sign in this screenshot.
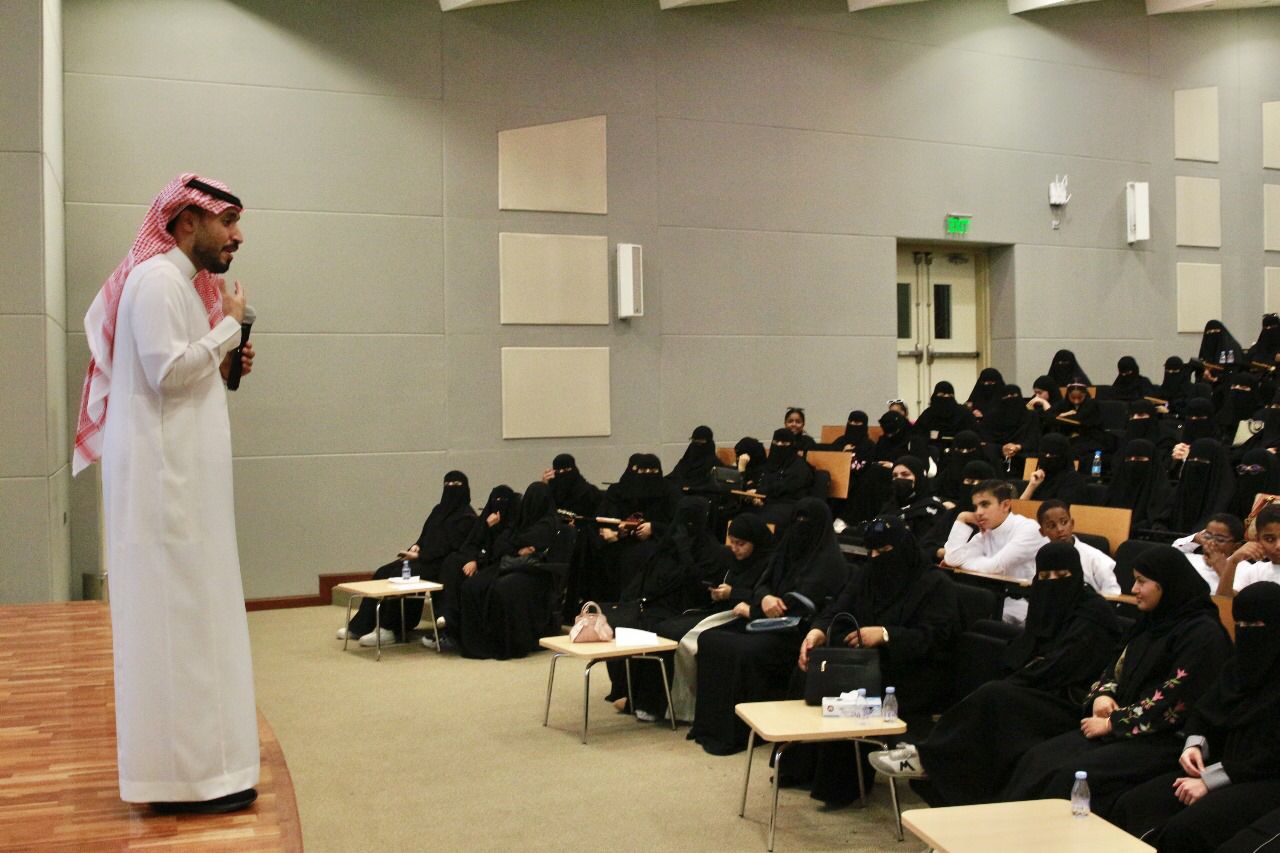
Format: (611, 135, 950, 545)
(945, 214, 972, 235)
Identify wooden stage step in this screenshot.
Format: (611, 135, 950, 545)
(0, 601, 302, 851)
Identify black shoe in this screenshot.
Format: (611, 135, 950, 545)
(150, 788, 257, 814)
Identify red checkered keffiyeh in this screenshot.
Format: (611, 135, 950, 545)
(72, 173, 243, 475)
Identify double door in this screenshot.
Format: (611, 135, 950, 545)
(895, 247, 987, 416)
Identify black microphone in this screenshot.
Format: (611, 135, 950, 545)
(227, 305, 255, 391)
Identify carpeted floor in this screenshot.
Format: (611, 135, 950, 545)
(248, 606, 925, 852)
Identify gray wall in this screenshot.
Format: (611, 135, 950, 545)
(51, 0, 1280, 600)
(1, 0, 70, 603)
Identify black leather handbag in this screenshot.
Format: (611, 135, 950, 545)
(803, 612, 882, 706)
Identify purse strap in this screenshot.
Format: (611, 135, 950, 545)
(581, 601, 603, 617)
(824, 611, 862, 647)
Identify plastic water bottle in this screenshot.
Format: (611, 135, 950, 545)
(1219, 349, 1228, 366)
(401, 558, 411, 580)
(859, 688, 874, 719)
(882, 686, 899, 721)
(1071, 771, 1090, 818)
(1090, 451, 1103, 479)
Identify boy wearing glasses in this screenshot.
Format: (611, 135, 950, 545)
(1171, 513, 1245, 592)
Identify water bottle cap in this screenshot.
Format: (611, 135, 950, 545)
(885, 687, 895, 694)
(1075, 771, 1087, 780)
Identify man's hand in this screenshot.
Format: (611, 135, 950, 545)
(219, 278, 246, 324)
(1080, 715, 1112, 739)
(462, 560, 478, 577)
(1179, 747, 1206, 778)
(220, 341, 254, 382)
(1173, 777, 1209, 806)
(956, 511, 978, 527)
(761, 595, 787, 618)
(1231, 541, 1267, 565)
(798, 629, 826, 672)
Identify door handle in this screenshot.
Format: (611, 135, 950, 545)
(897, 346, 924, 364)
(927, 348, 980, 362)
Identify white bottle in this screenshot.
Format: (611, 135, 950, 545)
(849, 688, 865, 719)
(882, 686, 898, 721)
(1070, 770, 1090, 818)
(401, 558, 412, 580)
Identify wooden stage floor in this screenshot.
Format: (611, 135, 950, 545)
(0, 601, 302, 851)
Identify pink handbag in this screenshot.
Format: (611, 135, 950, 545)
(569, 601, 614, 643)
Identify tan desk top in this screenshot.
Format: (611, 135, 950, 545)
(539, 634, 678, 659)
(734, 699, 907, 743)
(336, 579, 443, 597)
(902, 799, 1154, 853)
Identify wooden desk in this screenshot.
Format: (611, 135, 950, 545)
(939, 564, 1030, 588)
(734, 700, 908, 850)
(805, 450, 852, 499)
(902, 799, 1154, 852)
(539, 635, 679, 744)
(335, 578, 443, 661)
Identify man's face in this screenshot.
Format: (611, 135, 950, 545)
(1039, 507, 1074, 544)
(971, 491, 1010, 531)
(190, 208, 242, 274)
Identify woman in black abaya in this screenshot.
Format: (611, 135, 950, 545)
(1216, 372, 1262, 445)
(966, 368, 1006, 418)
(1232, 388, 1280, 461)
(1047, 379, 1112, 465)
(1168, 438, 1236, 534)
(877, 455, 950, 562)
(1229, 448, 1280, 522)
(914, 381, 976, 452)
(1109, 356, 1153, 402)
(754, 428, 815, 528)
(1105, 439, 1173, 534)
(733, 436, 769, 491)
(1048, 349, 1091, 387)
(1021, 433, 1086, 505)
(1157, 356, 1192, 404)
(1247, 313, 1280, 366)
(339, 471, 476, 643)
(689, 499, 847, 756)
(435, 484, 517, 644)
(546, 453, 603, 620)
(1001, 545, 1232, 818)
(982, 384, 1040, 477)
(1198, 319, 1245, 366)
(1123, 399, 1174, 458)
(826, 411, 875, 459)
(883, 541, 1122, 807)
(546, 453, 601, 520)
(790, 517, 961, 806)
(934, 431, 987, 505)
(666, 425, 721, 493)
(456, 482, 560, 660)
(1113, 583, 1280, 853)
(593, 453, 678, 600)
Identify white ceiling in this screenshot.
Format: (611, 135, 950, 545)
(439, 0, 1280, 14)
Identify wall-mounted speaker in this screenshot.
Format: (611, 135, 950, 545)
(1126, 181, 1150, 245)
(617, 243, 643, 319)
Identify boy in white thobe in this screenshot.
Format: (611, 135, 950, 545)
(74, 174, 259, 812)
(943, 479, 1047, 624)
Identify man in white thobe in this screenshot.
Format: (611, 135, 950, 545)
(74, 174, 259, 812)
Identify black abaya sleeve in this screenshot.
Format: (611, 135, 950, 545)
(878, 572, 960, 670)
(1005, 611, 1122, 700)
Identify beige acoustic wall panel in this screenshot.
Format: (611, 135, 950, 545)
(498, 115, 607, 214)
(501, 347, 610, 439)
(1267, 184, 1280, 253)
(1176, 263, 1222, 333)
(1265, 102, 1280, 170)
(1266, 268, 1280, 316)
(1174, 87, 1219, 163)
(1175, 176, 1222, 248)
(499, 232, 609, 325)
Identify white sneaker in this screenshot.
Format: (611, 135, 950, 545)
(421, 635, 457, 652)
(634, 709, 658, 723)
(868, 743, 926, 779)
(335, 627, 351, 640)
(359, 628, 395, 647)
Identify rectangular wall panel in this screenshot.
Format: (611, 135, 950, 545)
(1175, 176, 1222, 248)
(498, 115, 607, 214)
(499, 232, 610, 325)
(1265, 102, 1280, 170)
(1174, 87, 1219, 163)
(1267, 184, 1280, 253)
(501, 347, 610, 438)
(1176, 262, 1222, 333)
(1266, 267, 1280, 316)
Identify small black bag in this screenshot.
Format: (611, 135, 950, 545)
(497, 551, 545, 575)
(803, 612, 882, 706)
(600, 599, 645, 630)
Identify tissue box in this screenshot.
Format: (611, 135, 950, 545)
(821, 696, 883, 718)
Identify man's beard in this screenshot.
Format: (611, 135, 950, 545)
(192, 232, 232, 273)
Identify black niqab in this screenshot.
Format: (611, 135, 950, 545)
(1048, 349, 1091, 386)
(966, 368, 1006, 412)
(1198, 320, 1245, 364)
(1195, 584, 1280, 727)
(1169, 438, 1235, 532)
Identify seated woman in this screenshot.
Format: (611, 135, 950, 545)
(456, 482, 560, 660)
(871, 410, 927, 468)
(433, 484, 517, 650)
(733, 436, 769, 490)
(1105, 439, 1173, 534)
(1247, 312, 1280, 367)
(966, 368, 1006, 419)
(592, 453, 678, 601)
(1028, 374, 1062, 414)
(689, 499, 847, 755)
(933, 431, 988, 506)
(1000, 544, 1232, 818)
(783, 407, 817, 452)
(606, 497, 735, 720)
(1216, 372, 1262, 446)
(877, 455, 950, 562)
(750, 428, 815, 528)
(1123, 399, 1175, 459)
(790, 517, 961, 807)
(914, 381, 976, 453)
(867, 541, 1122, 806)
(1156, 356, 1192, 411)
(337, 470, 475, 646)
(1020, 433, 1086, 505)
(1230, 448, 1280, 520)
(1046, 380, 1112, 467)
(1108, 356, 1153, 402)
(1232, 388, 1280, 461)
(1198, 319, 1245, 368)
(544, 453, 601, 520)
(1167, 438, 1236, 535)
(1048, 349, 1091, 387)
(666, 425, 721, 493)
(824, 411, 875, 459)
(981, 384, 1040, 477)
(1112, 582, 1280, 853)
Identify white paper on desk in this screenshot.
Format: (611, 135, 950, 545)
(389, 576, 422, 584)
(614, 627, 658, 647)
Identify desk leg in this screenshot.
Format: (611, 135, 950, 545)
(739, 729, 756, 818)
(543, 653, 563, 726)
(624, 656, 635, 719)
(769, 743, 788, 852)
(582, 659, 601, 745)
(653, 655, 676, 731)
(888, 776, 903, 842)
(374, 599, 383, 662)
(342, 595, 357, 651)
(426, 593, 441, 652)
(855, 740, 866, 808)
(399, 596, 406, 643)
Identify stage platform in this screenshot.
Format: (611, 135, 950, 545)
(0, 601, 302, 851)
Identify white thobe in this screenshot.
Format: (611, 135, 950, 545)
(944, 513, 1047, 625)
(97, 247, 259, 802)
(1172, 534, 1224, 592)
(1071, 537, 1122, 596)
(1232, 560, 1280, 592)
